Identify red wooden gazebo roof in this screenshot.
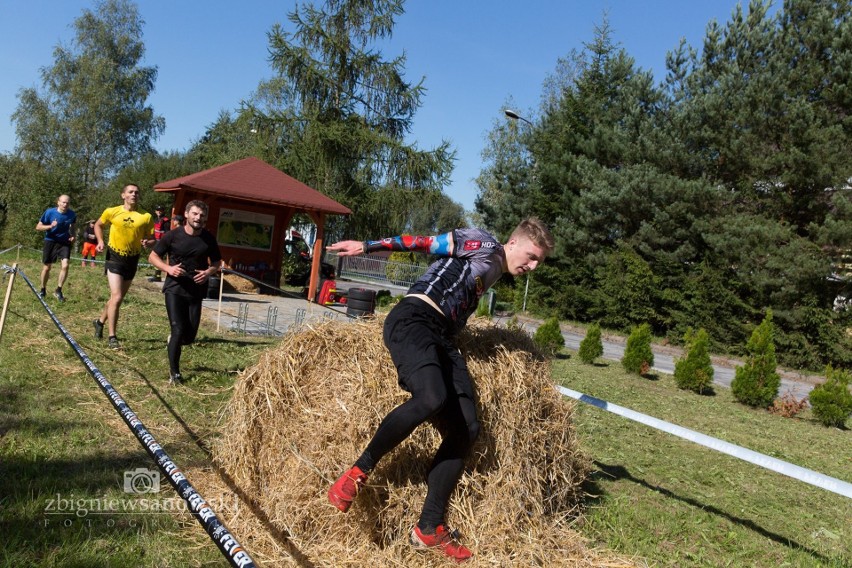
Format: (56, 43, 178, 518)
(153, 157, 351, 215)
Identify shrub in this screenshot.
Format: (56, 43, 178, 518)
(578, 322, 604, 364)
(622, 323, 654, 375)
(505, 315, 524, 333)
(476, 290, 496, 319)
(809, 365, 852, 428)
(533, 316, 565, 356)
(674, 328, 714, 394)
(732, 311, 780, 408)
(475, 298, 492, 318)
(491, 280, 517, 313)
(281, 252, 307, 284)
(375, 289, 393, 307)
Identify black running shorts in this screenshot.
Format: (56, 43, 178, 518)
(382, 296, 474, 399)
(104, 248, 140, 281)
(42, 240, 71, 265)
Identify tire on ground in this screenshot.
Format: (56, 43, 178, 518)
(347, 288, 376, 302)
(346, 306, 373, 318)
(346, 298, 375, 311)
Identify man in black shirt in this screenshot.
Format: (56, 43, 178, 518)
(81, 219, 98, 267)
(326, 218, 555, 562)
(148, 200, 222, 384)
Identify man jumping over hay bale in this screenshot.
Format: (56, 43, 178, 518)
(326, 218, 554, 562)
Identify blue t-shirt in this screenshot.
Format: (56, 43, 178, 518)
(40, 207, 77, 244)
(407, 228, 505, 334)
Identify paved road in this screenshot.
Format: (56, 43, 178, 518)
(495, 315, 817, 401)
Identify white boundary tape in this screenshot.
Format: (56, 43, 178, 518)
(557, 385, 852, 500)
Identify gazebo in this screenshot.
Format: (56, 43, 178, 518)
(154, 157, 351, 301)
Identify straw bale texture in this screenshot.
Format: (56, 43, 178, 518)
(213, 316, 633, 566)
(224, 272, 259, 293)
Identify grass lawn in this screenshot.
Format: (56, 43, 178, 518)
(0, 250, 274, 566)
(1, 247, 850, 566)
(556, 354, 851, 567)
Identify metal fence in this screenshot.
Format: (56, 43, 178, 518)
(326, 251, 427, 289)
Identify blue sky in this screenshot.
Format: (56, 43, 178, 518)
(1, 1, 754, 212)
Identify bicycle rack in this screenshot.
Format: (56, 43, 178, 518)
(265, 306, 279, 335)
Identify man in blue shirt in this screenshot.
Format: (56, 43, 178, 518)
(35, 194, 76, 301)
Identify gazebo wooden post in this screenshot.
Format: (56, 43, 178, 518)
(307, 212, 326, 303)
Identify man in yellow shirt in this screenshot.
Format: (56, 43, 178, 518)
(92, 184, 155, 350)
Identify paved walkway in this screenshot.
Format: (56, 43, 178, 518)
(191, 277, 406, 336)
(196, 288, 344, 336)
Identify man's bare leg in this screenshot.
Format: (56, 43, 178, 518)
(104, 271, 133, 338)
(56, 258, 70, 288)
(39, 264, 51, 291)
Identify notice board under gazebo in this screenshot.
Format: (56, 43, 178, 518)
(154, 157, 351, 301)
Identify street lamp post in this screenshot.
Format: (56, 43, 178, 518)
(504, 108, 533, 126)
(503, 108, 534, 312)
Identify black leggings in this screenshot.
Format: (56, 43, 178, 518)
(354, 363, 480, 530)
(165, 293, 202, 375)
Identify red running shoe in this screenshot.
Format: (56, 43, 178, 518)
(327, 466, 367, 512)
(410, 524, 472, 563)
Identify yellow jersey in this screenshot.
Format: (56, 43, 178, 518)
(99, 205, 154, 257)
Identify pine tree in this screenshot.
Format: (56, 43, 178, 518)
(578, 322, 604, 364)
(732, 311, 780, 408)
(809, 365, 852, 428)
(662, 0, 852, 367)
(472, 1, 852, 369)
(674, 328, 714, 394)
(595, 245, 661, 330)
(533, 317, 565, 357)
(621, 323, 654, 375)
(246, 0, 454, 239)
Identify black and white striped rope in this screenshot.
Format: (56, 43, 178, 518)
(7, 265, 257, 568)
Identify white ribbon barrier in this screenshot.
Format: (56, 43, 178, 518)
(557, 385, 852, 500)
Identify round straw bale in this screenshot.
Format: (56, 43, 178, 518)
(224, 272, 259, 293)
(213, 316, 631, 566)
